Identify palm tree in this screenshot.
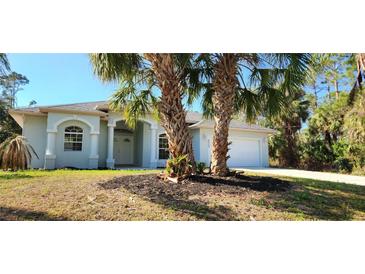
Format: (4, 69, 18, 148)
(344, 90, 365, 144)
(195, 53, 311, 176)
(89, 53, 197, 175)
(0, 135, 38, 171)
(264, 89, 310, 167)
(348, 53, 365, 106)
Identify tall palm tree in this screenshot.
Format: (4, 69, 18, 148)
(348, 53, 365, 106)
(195, 53, 311, 176)
(90, 53, 197, 175)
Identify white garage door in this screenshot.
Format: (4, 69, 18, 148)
(227, 138, 261, 167)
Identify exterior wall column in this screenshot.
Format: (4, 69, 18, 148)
(149, 124, 158, 168)
(44, 130, 57, 169)
(89, 132, 99, 169)
(106, 120, 115, 169)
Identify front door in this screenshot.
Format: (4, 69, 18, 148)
(114, 133, 134, 165)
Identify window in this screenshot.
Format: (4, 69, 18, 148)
(64, 126, 83, 151)
(158, 133, 169, 160)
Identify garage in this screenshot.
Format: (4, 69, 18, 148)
(227, 138, 261, 167)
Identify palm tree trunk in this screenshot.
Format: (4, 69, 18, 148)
(348, 53, 365, 106)
(335, 80, 339, 100)
(144, 54, 195, 175)
(210, 54, 238, 176)
(313, 83, 318, 109)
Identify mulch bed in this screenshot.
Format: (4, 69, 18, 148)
(98, 173, 293, 220)
(100, 173, 292, 197)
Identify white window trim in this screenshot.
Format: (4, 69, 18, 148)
(64, 126, 84, 152)
(158, 133, 169, 160)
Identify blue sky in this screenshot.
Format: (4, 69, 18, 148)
(7, 53, 202, 111)
(7, 54, 117, 107)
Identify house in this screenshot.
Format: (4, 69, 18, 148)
(9, 101, 275, 169)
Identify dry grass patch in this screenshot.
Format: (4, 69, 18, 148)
(1, 169, 364, 220)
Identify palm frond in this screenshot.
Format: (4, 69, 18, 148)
(109, 80, 157, 128)
(89, 53, 143, 82)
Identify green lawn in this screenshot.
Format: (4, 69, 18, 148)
(0, 169, 364, 220)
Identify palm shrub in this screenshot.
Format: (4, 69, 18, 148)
(165, 154, 191, 179)
(0, 135, 38, 171)
(195, 161, 207, 175)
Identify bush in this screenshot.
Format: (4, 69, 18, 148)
(195, 161, 206, 175)
(334, 157, 353, 173)
(165, 154, 191, 178)
(299, 133, 334, 170)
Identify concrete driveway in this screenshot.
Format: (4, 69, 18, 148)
(235, 167, 365, 186)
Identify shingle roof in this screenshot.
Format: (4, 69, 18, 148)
(13, 101, 106, 114)
(13, 101, 204, 120)
(189, 119, 276, 133)
(11, 100, 274, 133)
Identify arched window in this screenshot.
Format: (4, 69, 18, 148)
(64, 126, 83, 151)
(158, 133, 169, 160)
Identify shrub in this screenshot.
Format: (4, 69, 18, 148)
(165, 154, 191, 178)
(334, 157, 353, 173)
(195, 161, 206, 175)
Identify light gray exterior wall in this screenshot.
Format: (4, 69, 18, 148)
(55, 120, 91, 169)
(198, 128, 270, 167)
(19, 110, 271, 169)
(47, 112, 100, 134)
(98, 120, 108, 168)
(191, 128, 200, 162)
(22, 116, 47, 169)
(134, 122, 144, 166)
(142, 122, 152, 168)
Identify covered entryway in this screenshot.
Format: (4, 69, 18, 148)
(106, 117, 159, 169)
(227, 137, 261, 167)
(114, 131, 134, 165)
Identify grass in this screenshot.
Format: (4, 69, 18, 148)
(0, 169, 364, 220)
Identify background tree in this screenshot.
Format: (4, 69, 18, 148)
(90, 53, 198, 175)
(343, 90, 365, 171)
(0, 53, 10, 76)
(0, 100, 21, 143)
(0, 72, 29, 108)
(0, 54, 24, 143)
(348, 53, 365, 106)
(300, 92, 355, 172)
(263, 89, 310, 167)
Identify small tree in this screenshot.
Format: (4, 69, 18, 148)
(0, 135, 38, 171)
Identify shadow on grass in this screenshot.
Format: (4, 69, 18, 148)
(98, 173, 365, 220)
(268, 179, 365, 220)
(99, 174, 293, 220)
(99, 175, 240, 220)
(0, 206, 68, 221)
(0, 173, 34, 180)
